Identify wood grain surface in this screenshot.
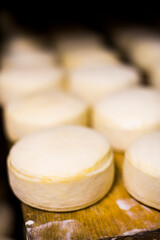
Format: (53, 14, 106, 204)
(22, 153, 160, 240)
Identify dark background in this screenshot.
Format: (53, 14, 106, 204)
(0, 6, 160, 35)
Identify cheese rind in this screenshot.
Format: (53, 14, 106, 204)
(4, 91, 89, 143)
(123, 132, 160, 210)
(7, 126, 114, 211)
(92, 87, 160, 151)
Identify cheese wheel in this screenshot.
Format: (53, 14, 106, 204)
(2, 51, 57, 70)
(2, 35, 57, 69)
(113, 27, 153, 51)
(0, 67, 64, 105)
(67, 65, 139, 104)
(129, 38, 160, 71)
(113, 27, 160, 71)
(123, 131, 160, 210)
(4, 35, 40, 54)
(92, 87, 160, 151)
(4, 90, 89, 143)
(61, 48, 119, 69)
(7, 125, 114, 211)
(113, 28, 160, 71)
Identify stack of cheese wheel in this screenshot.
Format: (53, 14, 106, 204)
(92, 87, 160, 152)
(4, 90, 89, 143)
(7, 125, 114, 211)
(6, 28, 160, 215)
(123, 131, 160, 210)
(66, 64, 140, 105)
(3, 31, 117, 213)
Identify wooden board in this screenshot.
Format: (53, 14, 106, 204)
(22, 153, 160, 240)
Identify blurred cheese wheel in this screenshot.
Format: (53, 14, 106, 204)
(4, 90, 89, 143)
(0, 67, 64, 105)
(129, 38, 160, 71)
(8, 125, 114, 211)
(123, 131, 160, 210)
(113, 27, 160, 71)
(4, 35, 39, 54)
(112, 27, 152, 51)
(2, 35, 57, 69)
(2, 50, 57, 70)
(67, 64, 139, 104)
(60, 48, 119, 69)
(92, 87, 160, 151)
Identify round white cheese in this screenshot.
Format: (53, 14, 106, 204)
(0, 67, 64, 105)
(123, 131, 160, 210)
(67, 64, 139, 104)
(7, 125, 114, 211)
(4, 90, 89, 143)
(92, 87, 160, 151)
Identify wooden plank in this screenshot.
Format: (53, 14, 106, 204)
(22, 153, 160, 239)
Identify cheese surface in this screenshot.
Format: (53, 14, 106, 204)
(93, 87, 160, 151)
(123, 131, 160, 209)
(8, 126, 114, 211)
(4, 91, 89, 142)
(67, 65, 139, 104)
